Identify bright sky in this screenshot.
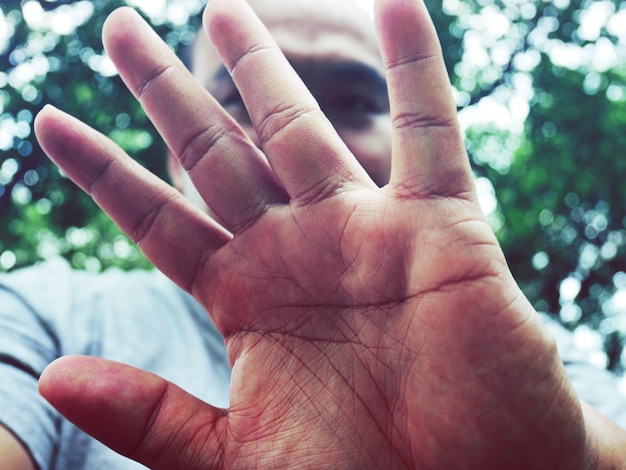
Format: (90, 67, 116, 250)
(125, 0, 205, 25)
(353, 0, 375, 16)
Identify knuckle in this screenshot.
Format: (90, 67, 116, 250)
(228, 43, 273, 76)
(124, 381, 169, 460)
(256, 102, 318, 149)
(392, 111, 457, 133)
(136, 64, 177, 100)
(177, 124, 239, 174)
(129, 191, 175, 246)
(86, 156, 115, 196)
(386, 51, 437, 72)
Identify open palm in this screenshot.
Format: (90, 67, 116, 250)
(36, 0, 589, 468)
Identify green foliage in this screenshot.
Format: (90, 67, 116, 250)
(496, 63, 626, 370)
(442, 0, 626, 371)
(0, 0, 203, 272)
(1, 0, 626, 370)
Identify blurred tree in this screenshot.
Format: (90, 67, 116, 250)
(1, 0, 626, 371)
(0, 0, 204, 272)
(434, 0, 626, 372)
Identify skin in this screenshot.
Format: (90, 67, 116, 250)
(0, 426, 35, 470)
(195, 0, 392, 186)
(27, 0, 626, 468)
(170, 0, 392, 213)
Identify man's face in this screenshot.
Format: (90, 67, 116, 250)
(190, 0, 392, 187)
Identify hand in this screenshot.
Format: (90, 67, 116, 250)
(36, 0, 591, 468)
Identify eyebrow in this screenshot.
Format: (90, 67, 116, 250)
(211, 60, 387, 93)
(318, 61, 387, 94)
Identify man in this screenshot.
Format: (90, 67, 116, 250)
(2, 0, 626, 468)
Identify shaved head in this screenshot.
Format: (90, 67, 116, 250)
(192, 0, 383, 88)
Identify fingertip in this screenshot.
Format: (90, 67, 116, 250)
(102, 6, 142, 44)
(202, 0, 229, 29)
(38, 355, 96, 408)
(202, 0, 234, 43)
(102, 6, 151, 66)
(37, 355, 62, 398)
(38, 355, 168, 428)
(37, 356, 224, 467)
(202, 0, 259, 71)
(34, 106, 96, 165)
(34, 105, 71, 157)
(34, 103, 58, 130)
(33, 104, 53, 141)
(375, 0, 439, 64)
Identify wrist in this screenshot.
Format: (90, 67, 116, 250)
(582, 400, 626, 469)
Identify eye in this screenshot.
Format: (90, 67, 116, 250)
(328, 93, 384, 115)
(319, 90, 388, 130)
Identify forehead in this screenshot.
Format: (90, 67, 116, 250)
(192, 0, 382, 84)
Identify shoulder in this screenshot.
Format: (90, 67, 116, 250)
(0, 258, 192, 360)
(0, 257, 178, 317)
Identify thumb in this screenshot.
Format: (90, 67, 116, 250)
(39, 356, 227, 469)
